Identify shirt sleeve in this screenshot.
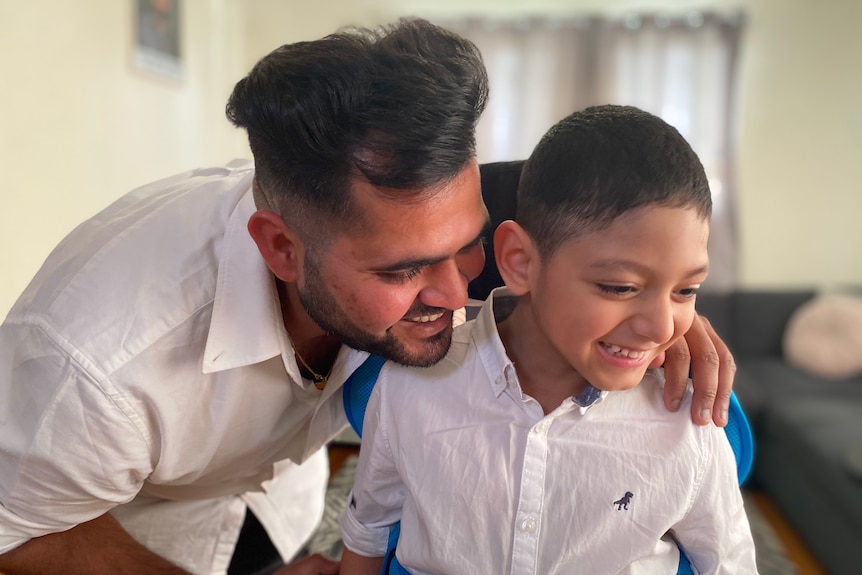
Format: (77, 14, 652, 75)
(338, 364, 407, 557)
(0, 322, 153, 554)
(670, 424, 759, 574)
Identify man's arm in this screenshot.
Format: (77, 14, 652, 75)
(0, 514, 341, 575)
(339, 548, 382, 575)
(0, 513, 188, 575)
(662, 313, 735, 427)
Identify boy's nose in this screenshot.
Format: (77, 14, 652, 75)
(631, 297, 676, 344)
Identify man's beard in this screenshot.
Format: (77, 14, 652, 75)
(298, 254, 453, 367)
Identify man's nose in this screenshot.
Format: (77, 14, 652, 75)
(418, 259, 471, 311)
(458, 242, 486, 285)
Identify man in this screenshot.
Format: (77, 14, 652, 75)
(0, 19, 734, 575)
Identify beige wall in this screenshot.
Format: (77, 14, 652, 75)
(2, 0, 860, 318)
(0, 0, 249, 318)
(730, 1, 862, 289)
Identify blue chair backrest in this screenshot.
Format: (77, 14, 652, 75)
(343, 354, 755, 574)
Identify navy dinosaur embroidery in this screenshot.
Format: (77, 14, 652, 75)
(613, 491, 633, 510)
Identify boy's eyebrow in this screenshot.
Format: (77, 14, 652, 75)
(372, 232, 486, 273)
(589, 259, 710, 278)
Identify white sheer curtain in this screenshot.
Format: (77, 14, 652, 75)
(443, 12, 744, 290)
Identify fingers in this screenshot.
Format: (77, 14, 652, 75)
(697, 315, 736, 427)
(276, 554, 340, 575)
(662, 336, 695, 415)
(663, 313, 735, 427)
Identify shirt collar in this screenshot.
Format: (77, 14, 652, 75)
(473, 287, 608, 410)
(573, 385, 604, 408)
(473, 287, 519, 398)
(203, 188, 282, 374)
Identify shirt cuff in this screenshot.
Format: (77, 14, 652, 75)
(338, 494, 394, 557)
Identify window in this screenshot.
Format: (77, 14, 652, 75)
(444, 12, 744, 290)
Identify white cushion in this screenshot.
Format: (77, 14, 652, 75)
(783, 293, 862, 379)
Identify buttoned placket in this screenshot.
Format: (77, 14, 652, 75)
(502, 366, 597, 575)
(509, 389, 592, 575)
(510, 412, 552, 575)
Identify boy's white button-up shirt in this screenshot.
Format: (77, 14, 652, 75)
(0, 160, 368, 574)
(340, 289, 758, 575)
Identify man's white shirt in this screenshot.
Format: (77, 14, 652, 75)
(0, 160, 369, 573)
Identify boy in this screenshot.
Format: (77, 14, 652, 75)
(339, 105, 758, 574)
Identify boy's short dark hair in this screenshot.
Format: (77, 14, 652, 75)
(517, 105, 712, 257)
(226, 18, 488, 241)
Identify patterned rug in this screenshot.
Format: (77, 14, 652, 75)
(305, 455, 798, 574)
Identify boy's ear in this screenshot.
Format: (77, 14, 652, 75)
(494, 220, 537, 296)
(247, 210, 303, 282)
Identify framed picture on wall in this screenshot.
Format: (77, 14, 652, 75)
(134, 0, 182, 80)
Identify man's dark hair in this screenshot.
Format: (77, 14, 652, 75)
(226, 18, 488, 240)
(517, 105, 712, 257)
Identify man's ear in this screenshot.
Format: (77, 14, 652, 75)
(494, 220, 537, 296)
(247, 210, 303, 282)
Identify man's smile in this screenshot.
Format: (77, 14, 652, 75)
(404, 311, 446, 323)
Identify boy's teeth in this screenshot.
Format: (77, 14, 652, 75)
(604, 343, 646, 359)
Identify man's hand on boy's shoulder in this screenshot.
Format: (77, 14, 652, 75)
(660, 313, 735, 427)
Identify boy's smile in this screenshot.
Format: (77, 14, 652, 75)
(598, 342, 649, 364)
(497, 205, 709, 411)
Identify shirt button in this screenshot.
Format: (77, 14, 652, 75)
(520, 517, 538, 533)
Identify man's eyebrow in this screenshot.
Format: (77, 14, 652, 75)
(589, 259, 710, 278)
(373, 231, 486, 273)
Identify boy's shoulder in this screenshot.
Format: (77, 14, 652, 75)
(606, 369, 695, 417)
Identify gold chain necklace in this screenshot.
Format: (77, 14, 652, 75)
(286, 331, 329, 390)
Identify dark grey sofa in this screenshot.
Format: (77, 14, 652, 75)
(695, 291, 862, 575)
